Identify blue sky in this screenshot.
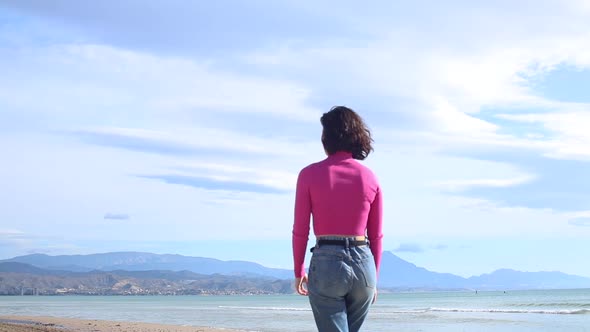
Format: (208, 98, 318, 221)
(1, 0, 590, 278)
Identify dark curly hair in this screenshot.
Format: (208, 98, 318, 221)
(320, 106, 374, 160)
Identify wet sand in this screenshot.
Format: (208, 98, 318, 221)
(0, 316, 240, 332)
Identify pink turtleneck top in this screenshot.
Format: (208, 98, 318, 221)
(292, 151, 383, 278)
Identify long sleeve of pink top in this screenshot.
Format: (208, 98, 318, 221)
(292, 151, 383, 279)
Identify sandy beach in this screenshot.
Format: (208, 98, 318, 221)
(0, 316, 240, 332)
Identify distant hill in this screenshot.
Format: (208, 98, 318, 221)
(0, 262, 292, 295)
(466, 269, 590, 290)
(0, 252, 292, 279)
(378, 252, 466, 288)
(3, 251, 590, 290)
(377, 252, 590, 290)
(0, 261, 49, 274)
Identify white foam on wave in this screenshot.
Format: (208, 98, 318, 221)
(429, 307, 590, 315)
(514, 302, 590, 308)
(218, 306, 311, 312)
(390, 309, 429, 314)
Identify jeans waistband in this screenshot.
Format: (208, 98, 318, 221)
(318, 239, 367, 246)
(311, 236, 369, 253)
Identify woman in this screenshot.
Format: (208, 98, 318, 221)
(292, 106, 383, 332)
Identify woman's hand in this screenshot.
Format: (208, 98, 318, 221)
(295, 275, 309, 296)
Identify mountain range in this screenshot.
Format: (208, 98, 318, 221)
(2, 251, 590, 290)
(0, 261, 291, 295)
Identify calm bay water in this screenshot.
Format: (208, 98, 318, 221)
(1, 289, 589, 331)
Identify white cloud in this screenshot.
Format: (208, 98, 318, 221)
(104, 213, 130, 220)
(428, 97, 498, 135)
(497, 110, 590, 160)
(0, 229, 34, 256)
(0, 130, 307, 246)
(393, 243, 424, 253)
(397, 194, 590, 237)
(569, 217, 590, 227)
(77, 126, 316, 158)
(0, 229, 25, 237)
(71, 125, 318, 194)
(240, 10, 590, 157)
(172, 161, 297, 192)
(0, 43, 321, 126)
(433, 175, 535, 192)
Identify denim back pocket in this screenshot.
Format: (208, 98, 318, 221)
(351, 247, 376, 288)
(358, 256, 377, 289)
(309, 252, 350, 297)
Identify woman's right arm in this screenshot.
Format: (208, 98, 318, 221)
(292, 169, 311, 280)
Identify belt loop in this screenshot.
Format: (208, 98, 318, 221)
(345, 237, 350, 248)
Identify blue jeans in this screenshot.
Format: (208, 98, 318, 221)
(308, 239, 377, 332)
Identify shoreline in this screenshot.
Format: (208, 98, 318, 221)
(0, 315, 242, 332)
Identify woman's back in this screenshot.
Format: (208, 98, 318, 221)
(300, 151, 380, 236)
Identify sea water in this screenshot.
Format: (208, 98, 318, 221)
(1, 289, 588, 331)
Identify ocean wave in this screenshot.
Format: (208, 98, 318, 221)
(218, 306, 311, 312)
(513, 302, 590, 308)
(216, 305, 589, 315)
(388, 309, 429, 314)
(429, 307, 590, 315)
